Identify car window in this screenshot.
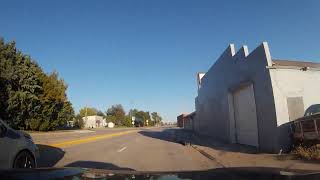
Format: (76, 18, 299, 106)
(304, 104, 320, 116)
(0, 121, 7, 136)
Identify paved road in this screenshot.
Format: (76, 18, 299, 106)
(33, 127, 220, 171)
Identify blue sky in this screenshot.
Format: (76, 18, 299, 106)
(1, 0, 320, 122)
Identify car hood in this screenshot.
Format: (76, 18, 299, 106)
(18, 130, 32, 139)
(0, 167, 319, 180)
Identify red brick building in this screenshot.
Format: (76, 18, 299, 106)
(177, 114, 187, 127)
(177, 112, 196, 130)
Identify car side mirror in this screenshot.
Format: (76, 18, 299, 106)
(0, 124, 7, 138)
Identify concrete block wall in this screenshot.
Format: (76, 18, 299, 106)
(270, 67, 320, 150)
(194, 42, 279, 152)
(270, 68, 320, 125)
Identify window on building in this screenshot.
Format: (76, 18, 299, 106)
(287, 97, 304, 121)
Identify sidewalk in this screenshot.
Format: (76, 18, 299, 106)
(175, 129, 320, 171)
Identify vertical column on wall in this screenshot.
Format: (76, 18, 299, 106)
(228, 45, 249, 144)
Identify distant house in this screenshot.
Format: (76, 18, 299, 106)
(177, 112, 195, 130)
(194, 42, 320, 153)
(66, 121, 74, 128)
(177, 114, 186, 127)
(83, 115, 107, 128)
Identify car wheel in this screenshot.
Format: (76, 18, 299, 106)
(13, 151, 35, 168)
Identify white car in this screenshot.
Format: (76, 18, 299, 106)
(0, 119, 39, 169)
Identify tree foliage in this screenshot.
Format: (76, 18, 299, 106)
(106, 115, 116, 124)
(129, 109, 154, 126)
(151, 112, 162, 125)
(73, 114, 84, 129)
(123, 115, 132, 127)
(0, 38, 74, 131)
(76, 104, 163, 128)
(96, 110, 105, 117)
(106, 104, 125, 125)
(79, 107, 97, 117)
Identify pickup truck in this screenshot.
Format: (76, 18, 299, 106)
(292, 104, 320, 142)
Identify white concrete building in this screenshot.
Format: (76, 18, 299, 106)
(194, 42, 320, 153)
(83, 115, 107, 128)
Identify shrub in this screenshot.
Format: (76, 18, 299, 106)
(39, 121, 50, 131)
(29, 118, 41, 131)
(73, 115, 84, 129)
(293, 144, 320, 160)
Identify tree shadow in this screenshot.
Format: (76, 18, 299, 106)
(65, 161, 135, 171)
(139, 128, 259, 154)
(36, 144, 65, 168)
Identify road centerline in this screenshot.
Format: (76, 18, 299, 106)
(49, 130, 138, 148)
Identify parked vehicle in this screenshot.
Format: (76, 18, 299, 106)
(292, 104, 320, 142)
(0, 119, 39, 169)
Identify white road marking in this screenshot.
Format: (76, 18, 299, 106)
(117, 147, 127, 152)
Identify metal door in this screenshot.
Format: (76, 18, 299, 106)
(233, 84, 259, 147)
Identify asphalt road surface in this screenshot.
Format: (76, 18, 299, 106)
(33, 127, 220, 171)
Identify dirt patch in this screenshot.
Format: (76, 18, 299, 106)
(173, 129, 320, 171)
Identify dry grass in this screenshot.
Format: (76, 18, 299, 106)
(293, 144, 320, 160)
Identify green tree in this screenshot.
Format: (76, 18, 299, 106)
(0, 38, 75, 131)
(97, 110, 105, 117)
(129, 109, 151, 126)
(79, 107, 97, 117)
(123, 115, 132, 127)
(74, 114, 84, 128)
(151, 112, 162, 125)
(106, 115, 116, 123)
(0, 40, 42, 129)
(39, 71, 70, 130)
(57, 101, 75, 127)
(106, 104, 125, 125)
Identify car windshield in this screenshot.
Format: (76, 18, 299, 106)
(304, 104, 320, 116)
(0, 119, 9, 129)
(0, 0, 320, 177)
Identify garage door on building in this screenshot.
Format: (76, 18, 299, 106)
(233, 84, 259, 147)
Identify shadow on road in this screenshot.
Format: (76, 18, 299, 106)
(139, 128, 176, 142)
(139, 128, 259, 154)
(37, 144, 65, 167)
(65, 161, 135, 171)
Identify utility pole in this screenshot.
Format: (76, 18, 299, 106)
(85, 106, 88, 127)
